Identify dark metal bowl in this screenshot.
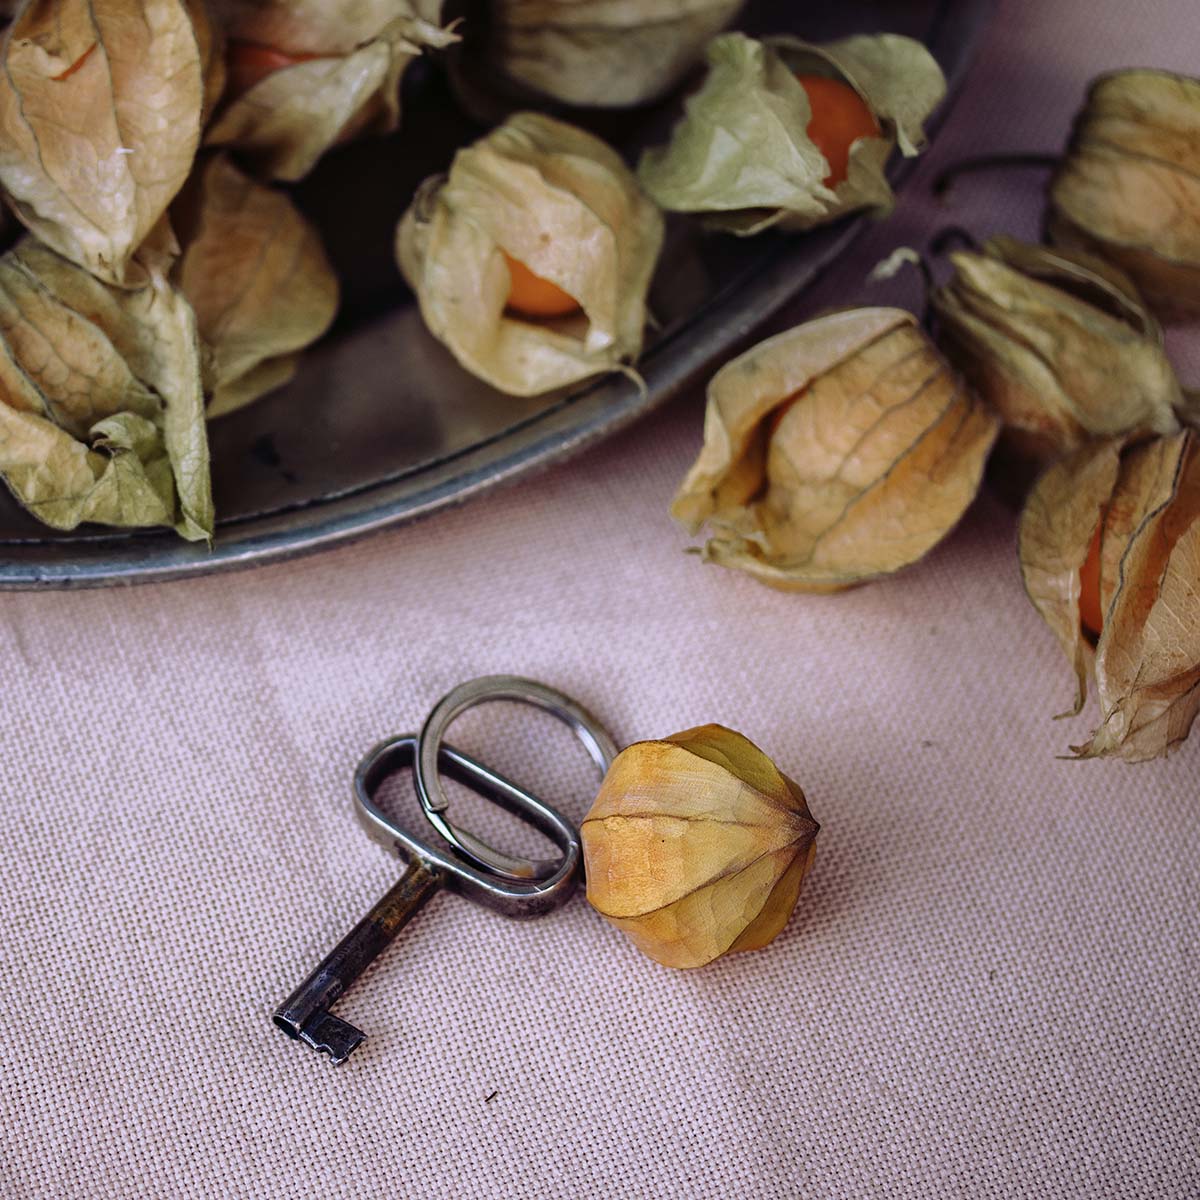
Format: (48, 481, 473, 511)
(0, 0, 991, 588)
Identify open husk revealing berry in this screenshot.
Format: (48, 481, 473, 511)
(397, 111, 663, 396)
(1019, 431, 1200, 761)
(637, 32, 945, 236)
(671, 308, 997, 592)
(932, 236, 1181, 470)
(207, 0, 457, 181)
(1048, 70, 1200, 324)
(581, 725, 819, 969)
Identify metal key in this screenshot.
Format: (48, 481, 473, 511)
(273, 734, 583, 1064)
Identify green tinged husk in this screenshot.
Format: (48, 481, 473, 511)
(931, 236, 1181, 467)
(213, 0, 445, 50)
(637, 32, 945, 235)
(173, 156, 339, 417)
(1019, 431, 1200, 762)
(207, 1, 457, 181)
(1048, 69, 1200, 324)
(397, 112, 663, 397)
(671, 308, 997, 592)
(475, 0, 744, 109)
(0, 241, 212, 540)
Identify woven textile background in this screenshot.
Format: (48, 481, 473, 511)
(1, 1, 1197, 1196)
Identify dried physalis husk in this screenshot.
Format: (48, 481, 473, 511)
(1181, 389, 1200, 432)
(172, 155, 339, 416)
(471, 0, 743, 109)
(1019, 431, 1200, 761)
(207, 0, 456, 181)
(637, 32, 945, 236)
(0, 0, 207, 286)
(1048, 70, 1200, 324)
(671, 308, 997, 592)
(932, 236, 1182, 469)
(0, 239, 212, 540)
(582, 725, 819, 969)
(397, 112, 663, 397)
(191, 0, 230, 125)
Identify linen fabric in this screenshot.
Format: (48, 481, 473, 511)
(1, 0, 1197, 1196)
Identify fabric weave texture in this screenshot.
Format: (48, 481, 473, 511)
(1, 0, 1197, 1196)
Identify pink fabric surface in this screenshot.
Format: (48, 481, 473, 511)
(2, 1, 1198, 1197)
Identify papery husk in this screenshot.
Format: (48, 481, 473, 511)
(213, 0, 445, 53)
(0, 0, 206, 287)
(0, 239, 212, 540)
(187, 0, 229, 123)
(1048, 70, 1200, 325)
(396, 111, 663, 396)
(1019, 431, 1200, 761)
(206, 3, 456, 181)
(173, 155, 338, 416)
(477, 0, 743, 109)
(582, 724, 819, 969)
(637, 32, 945, 236)
(1018, 439, 1122, 715)
(1179, 389, 1200, 432)
(932, 236, 1182, 467)
(671, 308, 997, 592)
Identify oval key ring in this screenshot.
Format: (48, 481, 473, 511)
(416, 675, 619, 881)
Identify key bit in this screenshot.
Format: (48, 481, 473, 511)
(291, 1012, 364, 1065)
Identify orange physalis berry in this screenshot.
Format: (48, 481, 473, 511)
(503, 251, 580, 319)
(794, 74, 881, 188)
(227, 41, 321, 99)
(1079, 520, 1105, 638)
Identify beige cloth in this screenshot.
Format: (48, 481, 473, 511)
(1, 1, 1197, 1196)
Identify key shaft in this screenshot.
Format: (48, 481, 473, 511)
(273, 860, 442, 1063)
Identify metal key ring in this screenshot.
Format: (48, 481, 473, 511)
(415, 675, 619, 882)
(353, 735, 582, 917)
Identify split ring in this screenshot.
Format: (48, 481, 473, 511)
(415, 675, 619, 881)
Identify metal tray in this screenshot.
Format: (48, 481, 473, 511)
(0, 0, 991, 588)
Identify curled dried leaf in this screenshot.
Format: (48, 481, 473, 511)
(1019, 431, 1200, 761)
(473, 0, 743, 109)
(672, 308, 997, 592)
(0, 405, 176, 532)
(582, 724, 819, 968)
(0, 240, 212, 540)
(1048, 70, 1200, 324)
(637, 32, 945, 236)
(173, 155, 338, 416)
(932, 236, 1182, 467)
(207, 2, 457, 180)
(0, 0, 206, 286)
(396, 111, 663, 396)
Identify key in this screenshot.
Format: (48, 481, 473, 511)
(272, 734, 583, 1064)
